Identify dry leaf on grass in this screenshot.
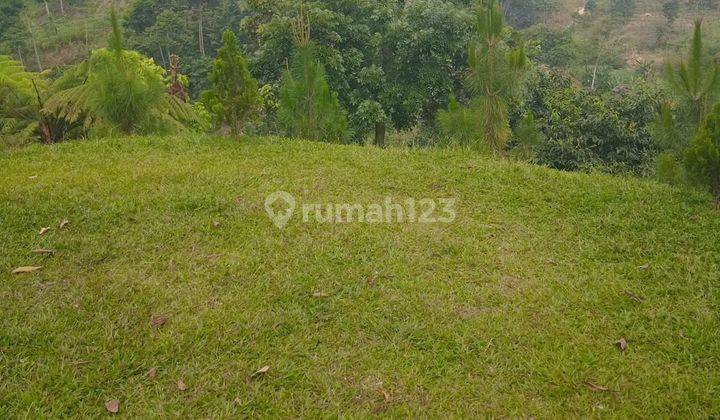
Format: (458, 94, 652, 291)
(177, 380, 187, 391)
(29, 175, 38, 179)
(213, 221, 221, 228)
(583, 382, 608, 393)
(147, 367, 157, 379)
(32, 249, 55, 255)
(312, 292, 329, 298)
(624, 290, 645, 302)
(151, 315, 168, 327)
(39, 227, 51, 235)
(614, 338, 628, 352)
(252, 365, 270, 377)
(12, 266, 42, 274)
(59, 219, 70, 229)
(105, 399, 120, 413)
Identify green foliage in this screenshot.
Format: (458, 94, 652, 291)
(202, 30, 262, 136)
(510, 111, 544, 160)
(437, 96, 488, 151)
(525, 68, 660, 173)
(608, 0, 636, 20)
(44, 11, 199, 136)
(664, 20, 720, 134)
(662, 0, 680, 25)
(279, 44, 348, 143)
(684, 104, 720, 203)
(0, 55, 41, 145)
(448, 0, 527, 152)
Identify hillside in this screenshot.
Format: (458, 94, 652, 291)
(1, 136, 719, 417)
(4, 0, 719, 73)
(546, 0, 720, 67)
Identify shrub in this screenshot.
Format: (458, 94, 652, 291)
(685, 104, 720, 205)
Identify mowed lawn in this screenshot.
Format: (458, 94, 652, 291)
(1, 135, 719, 417)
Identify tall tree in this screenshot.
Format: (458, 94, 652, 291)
(202, 30, 262, 136)
(665, 20, 720, 128)
(440, 0, 527, 152)
(277, 7, 348, 142)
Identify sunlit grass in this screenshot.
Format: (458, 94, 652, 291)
(1, 135, 719, 417)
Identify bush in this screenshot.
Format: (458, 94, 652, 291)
(685, 104, 720, 205)
(524, 67, 660, 173)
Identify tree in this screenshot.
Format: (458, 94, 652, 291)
(0, 55, 43, 145)
(278, 7, 348, 142)
(662, 0, 679, 25)
(202, 30, 261, 136)
(440, 0, 527, 152)
(44, 9, 199, 136)
(665, 20, 720, 130)
(685, 104, 720, 206)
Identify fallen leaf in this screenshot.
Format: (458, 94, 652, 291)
(29, 175, 38, 179)
(614, 338, 628, 352)
(252, 365, 270, 377)
(213, 221, 221, 228)
(583, 382, 608, 393)
(624, 290, 645, 302)
(151, 315, 168, 327)
(105, 399, 120, 413)
(233, 397, 242, 406)
(381, 389, 392, 402)
(39, 227, 51, 235)
(32, 248, 55, 255)
(147, 367, 157, 379)
(72, 302, 81, 309)
(12, 266, 42, 275)
(312, 292, 329, 298)
(177, 380, 187, 391)
(70, 360, 91, 367)
(59, 219, 70, 229)
(638, 263, 650, 270)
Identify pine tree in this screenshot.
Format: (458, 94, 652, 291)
(44, 9, 199, 136)
(446, 0, 527, 152)
(278, 6, 348, 143)
(685, 104, 720, 207)
(665, 20, 720, 128)
(202, 30, 262, 136)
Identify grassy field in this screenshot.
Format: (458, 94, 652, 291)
(1, 135, 719, 417)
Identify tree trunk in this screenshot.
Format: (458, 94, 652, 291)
(159, 46, 167, 68)
(44, 1, 52, 18)
(17, 48, 25, 68)
(374, 122, 386, 148)
(59, 0, 65, 15)
(590, 55, 599, 91)
(28, 23, 43, 72)
(198, 5, 205, 57)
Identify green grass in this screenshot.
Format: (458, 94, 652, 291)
(1, 135, 719, 417)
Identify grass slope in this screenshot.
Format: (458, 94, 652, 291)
(1, 135, 719, 417)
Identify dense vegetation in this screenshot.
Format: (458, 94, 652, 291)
(2, 0, 720, 203)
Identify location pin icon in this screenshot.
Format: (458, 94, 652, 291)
(265, 191, 296, 229)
